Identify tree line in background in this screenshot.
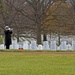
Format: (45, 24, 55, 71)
(0, 0, 75, 44)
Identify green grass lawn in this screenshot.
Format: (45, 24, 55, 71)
(0, 51, 75, 75)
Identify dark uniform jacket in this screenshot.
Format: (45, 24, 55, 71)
(4, 30, 12, 45)
(43, 34, 47, 41)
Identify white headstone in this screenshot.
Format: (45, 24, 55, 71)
(29, 44, 31, 50)
(37, 45, 43, 50)
(60, 41, 67, 50)
(18, 42, 23, 49)
(0, 44, 5, 49)
(10, 45, 13, 49)
(23, 41, 29, 50)
(72, 41, 75, 50)
(12, 40, 18, 49)
(56, 46, 61, 50)
(67, 44, 72, 50)
(50, 41, 56, 50)
(31, 41, 37, 50)
(43, 41, 50, 50)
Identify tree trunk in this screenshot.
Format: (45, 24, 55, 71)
(37, 25, 41, 44)
(17, 31, 19, 42)
(58, 34, 60, 46)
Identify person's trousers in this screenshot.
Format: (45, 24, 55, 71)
(6, 45, 10, 49)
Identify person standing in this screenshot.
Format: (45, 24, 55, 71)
(43, 34, 47, 41)
(4, 26, 13, 49)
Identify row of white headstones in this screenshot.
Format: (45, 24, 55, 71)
(0, 39, 75, 50)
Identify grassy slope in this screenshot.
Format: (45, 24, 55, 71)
(0, 52, 75, 75)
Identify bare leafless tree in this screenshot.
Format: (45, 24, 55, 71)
(1, 0, 74, 44)
(6, 0, 56, 44)
(70, 0, 75, 9)
(0, 0, 20, 38)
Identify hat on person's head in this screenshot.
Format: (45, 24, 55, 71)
(5, 26, 9, 29)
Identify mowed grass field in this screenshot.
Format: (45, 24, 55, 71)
(0, 51, 75, 75)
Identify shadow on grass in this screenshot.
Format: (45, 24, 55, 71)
(0, 49, 75, 52)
